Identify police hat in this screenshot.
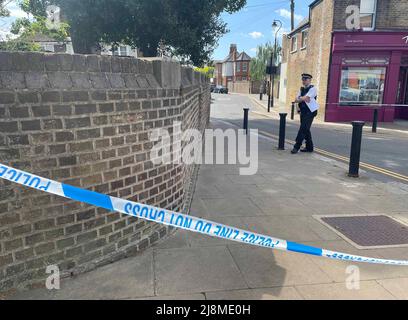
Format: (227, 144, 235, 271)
(301, 73, 313, 79)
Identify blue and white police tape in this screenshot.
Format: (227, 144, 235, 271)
(1, 163, 407, 266)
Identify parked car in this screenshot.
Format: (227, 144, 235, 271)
(213, 85, 228, 94)
(210, 84, 216, 92)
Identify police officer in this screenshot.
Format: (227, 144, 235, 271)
(291, 73, 319, 154)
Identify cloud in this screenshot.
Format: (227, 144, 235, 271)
(249, 31, 264, 39)
(6, 1, 28, 19)
(275, 8, 304, 22)
(250, 48, 257, 53)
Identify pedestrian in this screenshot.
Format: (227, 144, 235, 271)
(291, 73, 319, 154)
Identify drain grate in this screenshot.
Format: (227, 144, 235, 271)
(321, 215, 408, 248)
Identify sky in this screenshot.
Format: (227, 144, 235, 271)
(213, 0, 311, 61)
(0, 0, 313, 60)
(0, 0, 29, 40)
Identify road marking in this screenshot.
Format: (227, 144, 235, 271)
(257, 130, 408, 184)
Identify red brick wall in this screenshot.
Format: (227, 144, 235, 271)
(0, 52, 210, 293)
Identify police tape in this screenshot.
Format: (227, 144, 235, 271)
(1, 163, 407, 266)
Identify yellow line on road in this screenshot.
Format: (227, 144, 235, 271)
(258, 130, 408, 183)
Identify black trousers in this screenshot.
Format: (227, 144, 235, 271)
(294, 112, 317, 151)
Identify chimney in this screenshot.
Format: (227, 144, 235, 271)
(229, 44, 237, 60)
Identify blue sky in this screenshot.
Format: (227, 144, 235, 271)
(1, 0, 313, 60)
(213, 0, 312, 61)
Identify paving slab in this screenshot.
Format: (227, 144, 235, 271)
(10, 251, 155, 300)
(201, 197, 263, 218)
(297, 195, 368, 215)
(295, 281, 396, 300)
(241, 216, 339, 243)
(354, 195, 408, 213)
(377, 278, 408, 300)
(250, 196, 317, 216)
(154, 246, 248, 296)
(205, 287, 303, 300)
(227, 244, 333, 288)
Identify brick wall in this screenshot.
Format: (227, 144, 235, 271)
(0, 52, 210, 293)
(283, 0, 334, 119)
(333, 0, 408, 30)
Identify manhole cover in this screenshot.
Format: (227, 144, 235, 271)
(319, 215, 408, 249)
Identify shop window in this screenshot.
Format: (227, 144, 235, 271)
(290, 36, 298, 53)
(339, 67, 386, 105)
(301, 30, 308, 49)
(360, 0, 377, 31)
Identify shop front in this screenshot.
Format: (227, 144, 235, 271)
(326, 31, 408, 123)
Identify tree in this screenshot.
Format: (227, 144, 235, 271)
(0, 0, 10, 17)
(49, 0, 247, 65)
(250, 42, 281, 81)
(194, 66, 215, 79)
(0, 0, 69, 52)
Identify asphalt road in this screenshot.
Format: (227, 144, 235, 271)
(211, 93, 408, 185)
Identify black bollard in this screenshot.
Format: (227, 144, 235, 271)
(260, 93, 263, 101)
(291, 102, 295, 120)
(372, 108, 378, 133)
(278, 113, 288, 150)
(243, 108, 250, 135)
(348, 121, 365, 178)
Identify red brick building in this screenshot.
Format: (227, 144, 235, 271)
(280, 0, 408, 123)
(214, 44, 251, 89)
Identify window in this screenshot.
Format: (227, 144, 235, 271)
(360, 0, 377, 31)
(291, 36, 298, 53)
(242, 63, 247, 72)
(301, 30, 308, 49)
(120, 46, 127, 56)
(113, 45, 128, 56)
(339, 67, 386, 105)
(242, 76, 247, 81)
(237, 63, 241, 72)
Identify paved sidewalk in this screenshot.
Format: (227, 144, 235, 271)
(6, 95, 408, 300)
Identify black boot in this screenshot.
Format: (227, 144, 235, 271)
(291, 148, 299, 154)
(300, 148, 314, 153)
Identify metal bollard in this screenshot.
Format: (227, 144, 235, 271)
(260, 93, 263, 101)
(372, 108, 378, 133)
(278, 113, 288, 150)
(243, 108, 250, 135)
(348, 121, 365, 178)
(291, 102, 295, 120)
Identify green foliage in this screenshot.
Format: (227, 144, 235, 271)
(2, 0, 70, 52)
(194, 66, 215, 78)
(0, 0, 10, 17)
(0, 39, 41, 51)
(250, 42, 281, 81)
(11, 16, 69, 42)
(49, 0, 247, 65)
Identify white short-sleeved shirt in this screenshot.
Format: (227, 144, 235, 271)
(297, 86, 319, 113)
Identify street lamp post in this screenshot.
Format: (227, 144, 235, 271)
(268, 20, 282, 113)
